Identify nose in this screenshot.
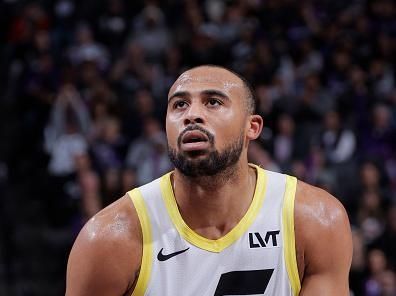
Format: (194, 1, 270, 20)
(183, 102, 204, 126)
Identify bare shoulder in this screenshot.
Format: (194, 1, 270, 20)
(66, 194, 142, 296)
(294, 180, 352, 294)
(294, 180, 350, 236)
(79, 194, 141, 246)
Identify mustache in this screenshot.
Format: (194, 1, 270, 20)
(177, 124, 215, 146)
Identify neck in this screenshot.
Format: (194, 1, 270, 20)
(176, 161, 240, 190)
(172, 160, 257, 239)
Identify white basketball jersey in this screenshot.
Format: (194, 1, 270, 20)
(128, 164, 301, 296)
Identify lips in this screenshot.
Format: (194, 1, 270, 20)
(182, 131, 209, 144)
(180, 130, 210, 151)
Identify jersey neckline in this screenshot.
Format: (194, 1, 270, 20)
(159, 164, 268, 252)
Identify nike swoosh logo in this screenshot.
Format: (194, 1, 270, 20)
(157, 247, 190, 261)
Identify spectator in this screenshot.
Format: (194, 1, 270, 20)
(121, 167, 137, 194)
(77, 170, 102, 221)
(97, 0, 129, 57)
(361, 104, 396, 162)
(273, 114, 296, 170)
(369, 58, 394, 99)
(72, 152, 102, 222)
(102, 167, 122, 206)
(361, 162, 384, 193)
(357, 190, 385, 244)
(68, 23, 109, 70)
(376, 205, 396, 270)
(305, 146, 336, 193)
(131, 4, 172, 62)
(248, 141, 280, 173)
(378, 270, 396, 296)
(91, 116, 127, 173)
(126, 117, 172, 185)
(123, 88, 162, 140)
(321, 110, 356, 165)
(364, 249, 389, 296)
(295, 38, 324, 79)
(45, 85, 90, 177)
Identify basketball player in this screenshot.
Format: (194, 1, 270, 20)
(66, 65, 352, 295)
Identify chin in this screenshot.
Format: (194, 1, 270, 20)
(182, 150, 210, 158)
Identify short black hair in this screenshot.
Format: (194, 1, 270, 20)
(187, 64, 257, 114)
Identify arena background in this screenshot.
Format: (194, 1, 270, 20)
(0, 0, 395, 295)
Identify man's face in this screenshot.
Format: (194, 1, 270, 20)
(166, 66, 249, 177)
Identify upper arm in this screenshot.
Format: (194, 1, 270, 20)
(296, 183, 352, 296)
(66, 196, 142, 296)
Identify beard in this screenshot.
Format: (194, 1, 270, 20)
(168, 125, 245, 178)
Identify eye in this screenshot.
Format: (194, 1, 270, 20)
(207, 98, 221, 107)
(174, 100, 188, 109)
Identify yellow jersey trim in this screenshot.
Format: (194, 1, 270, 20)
(282, 176, 301, 296)
(129, 189, 153, 296)
(159, 164, 267, 253)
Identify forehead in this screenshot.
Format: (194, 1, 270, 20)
(168, 67, 245, 98)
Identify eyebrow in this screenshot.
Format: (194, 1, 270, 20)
(168, 89, 229, 103)
(201, 89, 229, 100)
(168, 91, 190, 102)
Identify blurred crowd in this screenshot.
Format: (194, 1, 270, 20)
(0, 0, 396, 295)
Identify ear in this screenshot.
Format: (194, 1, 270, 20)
(246, 115, 263, 140)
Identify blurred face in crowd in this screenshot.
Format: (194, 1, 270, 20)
(103, 118, 121, 143)
(368, 249, 387, 275)
(278, 114, 294, 136)
(361, 162, 380, 188)
(373, 104, 391, 130)
(380, 270, 396, 296)
(166, 66, 261, 177)
(324, 111, 340, 131)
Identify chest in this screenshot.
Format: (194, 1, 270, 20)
(148, 224, 288, 296)
(130, 168, 299, 296)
